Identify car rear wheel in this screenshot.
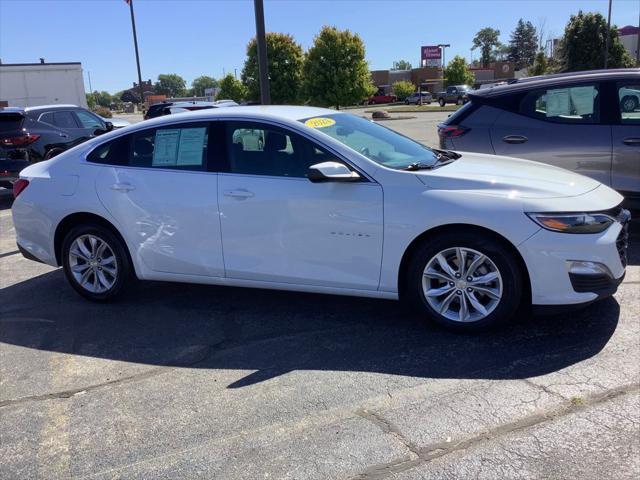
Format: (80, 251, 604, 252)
(62, 224, 131, 301)
(439, 98, 446, 107)
(456, 97, 464, 105)
(405, 232, 523, 331)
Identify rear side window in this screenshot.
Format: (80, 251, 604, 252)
(520, 84, 600, 124)
(87, 136, 129, 166)
(53, 111, 80, 129)
(87, 123, 210, 170)
(75, 110, 104, 130)
(0, 113, 24, 132)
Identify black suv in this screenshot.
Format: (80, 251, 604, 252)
(0, 105, 112, 188)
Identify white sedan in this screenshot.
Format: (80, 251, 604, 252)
(11, 106, 630, 331)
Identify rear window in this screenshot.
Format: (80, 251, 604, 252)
(441, 101, 475, 125)
(0, 113, 24, 132)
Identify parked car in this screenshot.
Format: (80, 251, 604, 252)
(0, 105, 112, 188)
(365, 93, 397, 105)
(100, 116, 130, 129)
(405, 92, 433, 105)
(144, 101, 173, 120)
(437, 69, 640, 208)
(436, 85, 471, 106)
(12, 106, 629, 331)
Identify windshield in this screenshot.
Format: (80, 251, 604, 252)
(299, 113, 439, 169)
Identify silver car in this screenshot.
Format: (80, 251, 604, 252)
(405, 92, 433, 105)
(438, 69, 640, 207)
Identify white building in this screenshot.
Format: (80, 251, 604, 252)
(0, 61, 87, 108)
(618, 26, 639, 64)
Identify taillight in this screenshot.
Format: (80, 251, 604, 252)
(2, 134, 40, 146)
(438, 125, 469, 137)
(13, 179, 29, 198)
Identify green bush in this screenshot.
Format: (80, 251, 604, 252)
(92, 106, 112, 118)
(392, 80, 415, 100)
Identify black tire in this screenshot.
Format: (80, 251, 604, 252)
(405, 99, 410, 105)
(620, 95, 638, 113)
(456, 97, 463, 105)
(439, 98, 446, 107)
(62, 223, 131, 301)
(405, 231, 524, 332)
(44, 148, 64, 160)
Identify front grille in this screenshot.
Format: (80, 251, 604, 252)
(569, 273, 613, 293)
(617, 222, 629, 268)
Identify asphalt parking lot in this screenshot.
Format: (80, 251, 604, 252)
(0, 114, 639, 479)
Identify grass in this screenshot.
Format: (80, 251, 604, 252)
(374, 104, 462, 113)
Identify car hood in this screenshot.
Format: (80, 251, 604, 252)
(414, 151, 601, 199)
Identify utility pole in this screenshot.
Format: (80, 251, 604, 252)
(87, 71, 98, 107)
(253, 0, 270, 104)
(604, 0, 613, 68)
(127, 0, 145, 111)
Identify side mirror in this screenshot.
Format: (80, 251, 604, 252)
(105, 121, 114, 132)
(308, 161, 361, 183)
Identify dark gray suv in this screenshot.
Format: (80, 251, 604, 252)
(438, 69, 640, 207)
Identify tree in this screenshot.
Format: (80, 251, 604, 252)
(392, 80, 415, 100)
(86, 93, 96, 109)
(444, 56, 474, 87)
(530, 51, 549, 76)
(472, 27, 502, 67)
(392, 59, 412, 70)
(303, 26, 376, 109)
(558, 11, 634, 71)
(217, 74, 247, 102)
(93, 91, 113, 108)
(155, 73, 187, 97)
(508, 19, 538, 68)
(242, 33, 304, 104)
(191, 76, 218, 97)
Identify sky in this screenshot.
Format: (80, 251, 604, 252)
(1, 0, 639, 93)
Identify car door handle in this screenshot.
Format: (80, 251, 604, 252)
(503, 135, 528, 144)
(59, 133, 69, 138)
(110, 182, 135, 193)
(223, 189, 254, 199)
(622, 137, 640, 146)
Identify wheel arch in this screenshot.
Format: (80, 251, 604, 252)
(53, 212, 136, 276)
(397, 223, 531, 303)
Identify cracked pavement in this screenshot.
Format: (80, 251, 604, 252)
(1, 115, 639, 478)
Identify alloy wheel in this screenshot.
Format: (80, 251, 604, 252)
(68, 234, 118, 293)
(422, 247, 503, 323)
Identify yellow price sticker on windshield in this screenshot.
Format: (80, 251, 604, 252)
(304, 117, 336, 129)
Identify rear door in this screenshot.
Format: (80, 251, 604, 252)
(92, 121, 225, 277)
(491, 82, 612, 186)
(612, 81, 640, 199)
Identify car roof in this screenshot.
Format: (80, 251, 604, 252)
(23, 104, 80, 112)
(137, 105, 340, 128)
(0, 107, 26, 114)
(471, 68, 640, 98)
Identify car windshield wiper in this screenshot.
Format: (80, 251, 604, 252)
(403, 162, 436, 171)
(432, 148, 461, 161)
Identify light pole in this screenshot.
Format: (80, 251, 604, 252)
(438, 43, 451, 69)
(604, 0, 613, 68)
(253, 0, 271, 104)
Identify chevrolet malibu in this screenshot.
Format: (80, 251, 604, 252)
(11, 106, 630, 331)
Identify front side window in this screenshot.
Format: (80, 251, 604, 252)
(53, 111, 79, 129)
(299, 113, 439, 170)
(520, 84, 600, 123)
(618, 83, 640, 124)
(75, 110, 105, 130)
(226, 121, 334, 178)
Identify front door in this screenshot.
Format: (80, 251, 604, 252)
(491, 82, 613, 186)
(217, 121, 384, 290)
(93, 121, 225, 277)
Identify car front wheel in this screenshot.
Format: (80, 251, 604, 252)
(406, 232, 523, 331)
(620, 95, 638, 113)
(439, 98, 446, 107)
(62, 224, 131, 301)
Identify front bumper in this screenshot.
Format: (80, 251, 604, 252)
(518, 212, 629, 306)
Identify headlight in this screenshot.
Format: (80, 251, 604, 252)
(526, 212, 615, 234)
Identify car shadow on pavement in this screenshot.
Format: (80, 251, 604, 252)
(0, 266, 621, 388)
